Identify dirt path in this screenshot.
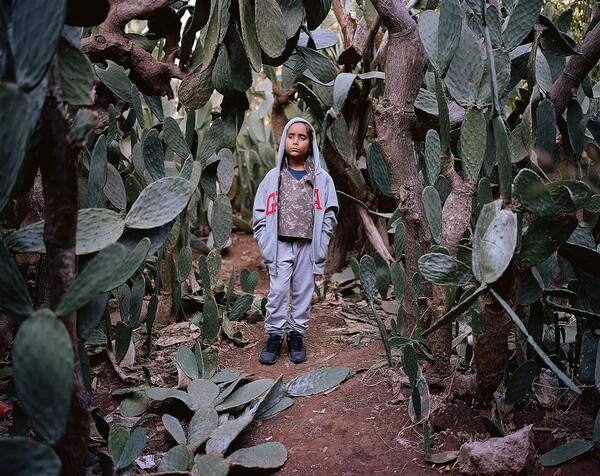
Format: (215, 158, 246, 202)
(88, 233, 597, 475)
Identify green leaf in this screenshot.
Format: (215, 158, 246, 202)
(367, 141, 393, 197)
(179, 65, 214, 110)
(418, 11, 439, 71)
(422, 186, 442, 245)
(142, 128, 165, 181)
(177, 345, 199, 380)
(163, 117, 192, 161)
(101, 238, 150, 292)
(518, 216, 578, 269)
(202, 0, 221, 67)
(540, 440, 593, 467)
(0, 241, 33, 322)
(418, 253, 473, 287)
(206, 411, 255, 455)
(58, 38, 94, 105)
(0, 84, 31, 213)
(211, 194, 233, 250)
(504, 0, 543, 51)
(239, 0, 263, 72)
(403, 344, 418, 387)
(303, 0, 332, 30)
(158, 444, 194, 472)
(229, 294, 254, 321)
(145, 387, 198, 411)
(505, 360, 537, 407)
(445, 25, 484, 106)
(424, 129, 441, 185)
(194, 454, 229, 476)
(215, 379, 274, 411)
(188, 378, 220, 408)
(125, 176, 191, 229)
(460, 107, 487, 183)
(472, 202, 517, 284)
(256, 0, 287, 58)
(116, 427, 146, 470)
(333, 73, 356, 111)
(13, 309, 74, 445)
(10, 0, 66, 91)
(56, 243, 127, 315)
(202, 295, 221, 344)
(95, 60, 133, 103)
(359, 255, 377, 302)
(437, 0, 462, 75)
(0, 437, 61, 476)
(286, 367, 350, 396)
(228, 441, 288, 469)
(163, 414, 187, 445)
(297, 46, 337, 84)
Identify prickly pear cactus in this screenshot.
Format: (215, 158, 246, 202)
(12, 309, 74, 445)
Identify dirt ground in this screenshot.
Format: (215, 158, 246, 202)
(58, 233, 600, 474)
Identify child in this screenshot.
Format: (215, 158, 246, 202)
(253, 118, 338, 364)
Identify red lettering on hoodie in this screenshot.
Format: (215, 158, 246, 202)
(266, 191, 278, 215)
(314, 188, 323, 211)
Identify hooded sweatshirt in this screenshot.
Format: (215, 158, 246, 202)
(253, 118, 339, 275)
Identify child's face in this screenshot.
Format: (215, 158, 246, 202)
(285, 123, 310, 161)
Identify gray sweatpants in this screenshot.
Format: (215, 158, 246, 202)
(265, 238, 314, 336)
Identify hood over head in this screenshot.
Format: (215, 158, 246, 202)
(276, 117, 321, 173)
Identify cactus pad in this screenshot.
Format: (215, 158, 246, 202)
(188, 407, 219, 452)
(0, 84, 32, 213)
(56, 243, 127, 316)
(10, 0, 66, 91)
(12, 309, 74, 445)
(422, 186, 442, 245)
(513, 169, 559, 218)
(188, 378, 220, 408)
(206, 411, 255, 455)
(94, 60, 133, 103)
(472, 202, 517, 284)
(163, 117, 192, 161)
(0, 437, 61, 476)
(418, 253, 473, 287)
(158, 444, 194, 472)
(228, 442, 287, 469)
(460, 107, 487, 183)
(215, 379, 274, 412)
(0, 241, 33, 322)
(125, 176, 191, 229)
(359, 255, 377, 302)
(286, 367, 350, 397)
(142, 128, 165, 181)
(211, 194, 233, 250)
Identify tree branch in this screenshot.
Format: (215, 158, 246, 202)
(81, 0, 183, 99)
(549, 8, 600, 116)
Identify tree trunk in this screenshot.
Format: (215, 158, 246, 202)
(370, 0, 431, 334)
(473, 265, 522, 400)
(40, 62, 90, 476)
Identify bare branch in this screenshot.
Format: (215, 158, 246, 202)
(81, 0, 183, 99)
(549, 8, 600, 116)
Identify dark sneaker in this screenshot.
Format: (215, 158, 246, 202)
(259, 334, 284, 365)
(287, 331, 307, 364)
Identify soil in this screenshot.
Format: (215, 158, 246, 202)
(14, 232, 597, 474)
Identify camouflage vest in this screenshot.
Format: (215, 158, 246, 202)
(277, 157, 315, 239)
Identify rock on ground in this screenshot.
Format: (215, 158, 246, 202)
(457, 424, 535, 475)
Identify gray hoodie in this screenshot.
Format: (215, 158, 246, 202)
(252, 118, 339, 274)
